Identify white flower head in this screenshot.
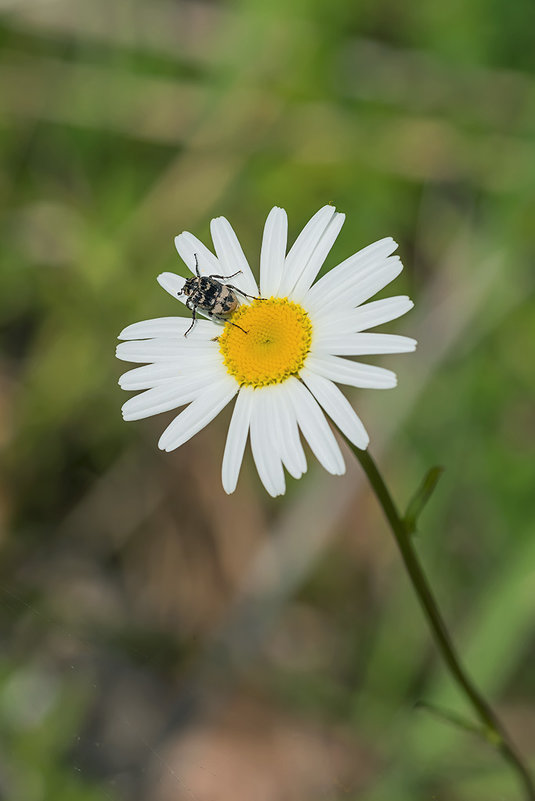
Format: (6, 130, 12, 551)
(116, 206, 416, 497)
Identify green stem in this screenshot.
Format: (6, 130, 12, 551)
(349, 445, 535, 800)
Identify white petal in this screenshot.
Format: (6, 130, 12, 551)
(305, 237, 398, 313)
(312, 332, 417, 356)
(158, 376, 238, 452)
(345, 257, 404, 309)
(271, 383, 307, 479)
(289, 212, 345, 302)
(174, 232, 220, 274)
(247, 383, 307, 482)
(286, 377, 345, 475)
(118, 357, 229, 389)
(157, 272, 187, 299)
(210, 217, 259, 297)
(221, 387, 254, 495)
(306, 354, 397, 389)
(351, 296, 414, 331)
(250, 389, 285, 497)
(118, 317, 215, 341)
(300, 368, 369, 450)
(119, 362, 185, 390)
(122, 374, 213, 421)
(312, 296, 414, 337)
(278, 206, 337, 297)
(116, 339, 219, 364)
(308, 256, 403, 320)
(260, 207, 288, 297)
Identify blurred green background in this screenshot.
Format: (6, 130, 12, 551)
(1, 0, 535, 799)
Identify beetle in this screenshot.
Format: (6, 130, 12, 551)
(180, 254, 257, 336)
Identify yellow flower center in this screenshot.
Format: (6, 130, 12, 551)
(219, 297, 312, 388)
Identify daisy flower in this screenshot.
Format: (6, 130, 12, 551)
(116, 206, 416, 497)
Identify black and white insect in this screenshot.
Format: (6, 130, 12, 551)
(180, 254, 257, 336)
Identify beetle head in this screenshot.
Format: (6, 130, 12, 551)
(181, 276, 198, 296)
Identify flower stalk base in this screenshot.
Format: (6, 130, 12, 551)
(348, 445, 535, 800)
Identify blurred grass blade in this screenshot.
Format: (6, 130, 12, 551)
(404, 466, 444, 536)
(415, 700, 485, 739)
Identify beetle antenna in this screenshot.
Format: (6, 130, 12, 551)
(193, 253, 201, 278)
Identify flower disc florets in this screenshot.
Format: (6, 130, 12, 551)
(219, 297, 312, 388)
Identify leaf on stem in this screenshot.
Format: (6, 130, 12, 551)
(404, 466, 444, 536)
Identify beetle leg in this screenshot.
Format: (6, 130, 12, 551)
(211, 313, 248, 334)
(229, 320, 248, 334)
(208, 270, 242, 280)
(184, 305, 197, 337)
(238, 322, 248, 333)
(226, 284, 260, 301)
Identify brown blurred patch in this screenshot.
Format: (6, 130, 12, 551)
(152, 693, 376, 801)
